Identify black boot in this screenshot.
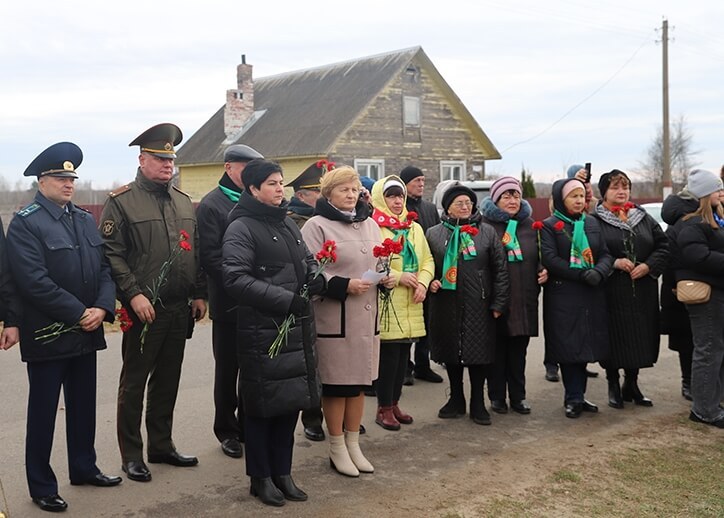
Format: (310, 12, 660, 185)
(468, 365, 491, 425)
(272, 474, 308, 501)
(438, 364, 466, 418)
(250, 477, 285, 507)
(681, 380, 693, 401)
(622, 369, 653, 407)
(606, 369, 624, 409)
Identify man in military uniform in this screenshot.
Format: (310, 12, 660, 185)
(196, 143, 262, 459)
(99, 123, 207, 483)
(7, 142, 121, 513)
(286, 161, 323, 229)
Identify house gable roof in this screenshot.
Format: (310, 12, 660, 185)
(177, 47, 499, 165)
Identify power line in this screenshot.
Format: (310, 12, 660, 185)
(501, 37, 651, 154)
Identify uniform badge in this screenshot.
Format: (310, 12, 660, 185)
(102, 220, 115, 236)
(63, 161, 74, 171)
(164, 142, 172, 151)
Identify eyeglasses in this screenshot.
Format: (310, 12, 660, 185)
(500, 192, 521, 200)
(452, 201, 474, 208)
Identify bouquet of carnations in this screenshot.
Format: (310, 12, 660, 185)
(373, 238, 403, 332)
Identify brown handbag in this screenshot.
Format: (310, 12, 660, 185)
(676, 280, 711, 304)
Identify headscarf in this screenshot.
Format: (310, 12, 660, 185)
(371, 175, 418, 272)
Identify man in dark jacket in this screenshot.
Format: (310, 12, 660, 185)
(7, 142, 120, 513)
(399, 165, 443, 384)
(100, 124, 207, 482)
(197, 143, 262, 459)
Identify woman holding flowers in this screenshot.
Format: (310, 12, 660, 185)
(541, 178, 613, 418)
(480, 177, 547, 416)
(301, 166, 395, 478)
(370, 176, 435, 431)
(222, 159, 323, 507)
(592, 170, 669, 409)
(426, 184, 509, 426)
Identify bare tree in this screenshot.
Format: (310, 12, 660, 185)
(637, 115, 700, 192)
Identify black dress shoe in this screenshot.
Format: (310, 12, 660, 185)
(250, 477, 285, 507)
(545, 368, 560, 382)
(71, 473, 122, 487)
(272, 474, 308, 501)
(221, 438, 243, 458)
(304, 425, 326, 442)
(490, 399, 508, 414)
(32, 494, 68, 512)
(689, 411, 724, 429)
(681, 382, 693, 401)
(585, 368, 599, 378)
(121, 460, 152, 482)
(414, 369, 444, 383)
(470, 406, 492, 425)
(581, 400, 598, 413)
(510, 400, 531, 414)
(565, 403, 582, 418)
(359, 423, 366, 435)
(147, 450, 198, 467)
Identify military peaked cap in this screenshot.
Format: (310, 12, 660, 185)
(23, 142, 82, 178)
(129, 123, 183, 158)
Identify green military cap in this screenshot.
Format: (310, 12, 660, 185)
(23, 142, 82, 178)
(289, 160, 334, 191)
(129, 123, 183, 158)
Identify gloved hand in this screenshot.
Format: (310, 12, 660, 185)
(289, 294, 308, 316)
(307, 275, 326, 296)
(581, 269, 602, 287)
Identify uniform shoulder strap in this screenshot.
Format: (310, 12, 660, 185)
(109, 184, 132, 198)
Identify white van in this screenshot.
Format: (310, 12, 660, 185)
(432, 179, 493, 215)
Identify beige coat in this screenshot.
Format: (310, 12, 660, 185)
(301, 213, 381, 386)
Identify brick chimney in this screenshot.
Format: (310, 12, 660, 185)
(224, 54, 254, 138)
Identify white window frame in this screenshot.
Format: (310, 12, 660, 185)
(403, 96, 420, 127)
(354, 159, 385, 181)
(440, 160, 466, 181)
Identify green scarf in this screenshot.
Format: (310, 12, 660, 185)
(219, 183, 240, 203)
(392, 228, 419, 273)
(503, 219, 523, 262)
(441, 221, 477, 290)
(553, 210, 594, 269)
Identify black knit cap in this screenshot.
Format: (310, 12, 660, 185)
(399, 166, 424, 184)
(242, 158, 283, 189)
(442, 184, 477, 214)
(597, 169, 631, 200)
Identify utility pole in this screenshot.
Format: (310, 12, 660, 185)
(661, 19, 671, 199)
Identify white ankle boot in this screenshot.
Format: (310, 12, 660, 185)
(328, 434, 359, 477)
(345, 430, 374, 473)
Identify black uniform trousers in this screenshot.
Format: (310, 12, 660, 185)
(117, 302, 188, 462)
(244, 412, 298, 478)
(488, 335, 530, 402)
(26, 352, 100, 497)
(212, 320, 244, 442)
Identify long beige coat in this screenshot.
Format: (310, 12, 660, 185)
(301, 214, 381, 386)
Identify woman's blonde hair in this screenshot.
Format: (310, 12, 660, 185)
(320, 165, 361, 199)
(683, 194, 724, 229)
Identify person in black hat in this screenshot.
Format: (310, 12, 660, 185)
(197, 143, 262, 459)
(7, 142, 121, 513)
(287, 161, 326, 229)
(99, 124, 208, 482)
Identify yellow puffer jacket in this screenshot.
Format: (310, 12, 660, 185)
(371, 175, 435, 341)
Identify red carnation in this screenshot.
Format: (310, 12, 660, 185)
(461, 225, 479, 236)
(115, 307, 133, 333)
(179, 229, 190, 241)
(554, 221, 565, 232)
(623, 202, 635, 211)
(407, 211, 418, 221)
(532, 221, 544, 230)
(179, 240, 192, 251)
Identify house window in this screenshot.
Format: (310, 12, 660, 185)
(440, 160, 466, 181)
(354, 159, 385, 181)
(403, 96, 420, 126)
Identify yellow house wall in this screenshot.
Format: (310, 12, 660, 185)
(179, 157, 324, 201)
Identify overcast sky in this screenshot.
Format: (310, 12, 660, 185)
(1, 0, 722, 190)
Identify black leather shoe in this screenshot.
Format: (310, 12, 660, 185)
(438, 398, 466, 418)
(622, 380, 653, 406)
(689, 412, 724, 429)
(510, 400, 531, 414)
(403, 372, 414, 386)
(545, 367, 560, 382)
(359, 423, 366, 435)
(147, 450, 198, 467)
(304, 425, 325, 442)
(32, 494, 68, 512)
(272, 474, 308, 501)
(565, 403, 582, 418)
(585, 368, 599, 378)
(221, 438, 243, 458)
(71, 473, 122, 487)
(250, 477, 285, 507)
(121, 460, 152, 482)
(414, 369, 444, 383)
(490, 399, 508, 414)
(681, 382, 693, 401)
(470, 406, 492, 425)
(581, 400, 598, 413)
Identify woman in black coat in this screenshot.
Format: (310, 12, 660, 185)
(674, 169, 724, 429)
(480, 177, 547, 415)
(426, 184, 509, 425)
(222, 159, 323, 506)
(541, 178, 613, 418)
(592, 170, 669, 409)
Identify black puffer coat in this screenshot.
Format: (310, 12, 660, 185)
(222, 192, 321, 418)
(541, 180, 613, 364)
(426, 211, 510, 365)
